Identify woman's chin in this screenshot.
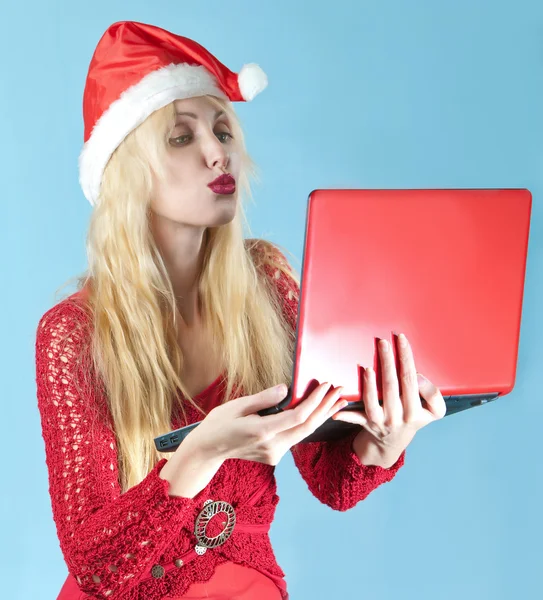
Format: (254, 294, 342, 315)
(212, 199, 237, 224)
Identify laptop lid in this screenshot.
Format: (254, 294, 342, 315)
(262, 189, 531, 439)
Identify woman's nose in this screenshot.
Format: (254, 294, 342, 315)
(203, 135, 229, 171)
(213, 154, 229, 172)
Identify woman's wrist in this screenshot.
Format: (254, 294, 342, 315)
(160, 438, 224, 499)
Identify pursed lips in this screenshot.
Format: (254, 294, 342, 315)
(208, 173, 236, 195)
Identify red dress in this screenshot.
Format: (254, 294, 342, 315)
(37, 240, 405, 600)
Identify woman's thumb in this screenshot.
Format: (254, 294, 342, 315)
(238, 384, 288, 416)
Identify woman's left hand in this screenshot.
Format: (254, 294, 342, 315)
(332, 333, 447, 459)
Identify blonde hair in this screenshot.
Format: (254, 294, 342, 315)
(60, 96, 299, 492)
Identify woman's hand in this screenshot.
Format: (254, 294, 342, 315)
(332, 333, 447, 461)
(185, 382, 347, 466)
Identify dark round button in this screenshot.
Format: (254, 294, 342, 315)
(151, 564, 165, 578)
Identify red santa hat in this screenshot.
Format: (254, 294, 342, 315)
(79, 21, 268, 205)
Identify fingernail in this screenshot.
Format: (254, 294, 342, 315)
(379, 339, 389, 352)
(398, 333, 408, 348)
(417, 373, 426, 385)
(275, 384, 287, 396)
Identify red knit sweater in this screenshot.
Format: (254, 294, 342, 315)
(35, 241, 405, 599)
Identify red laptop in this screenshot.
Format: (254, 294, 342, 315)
(261, 188, 532, 441)
(154, 188, 532, 451)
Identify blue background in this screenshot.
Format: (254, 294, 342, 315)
(2, 1, 542, 598)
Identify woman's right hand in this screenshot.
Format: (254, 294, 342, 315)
(184, 383, 347, 466)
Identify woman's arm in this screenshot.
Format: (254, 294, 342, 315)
(159, 434, 224, 499)
(35, 301, 218, 599)
(254, 241, 406, 511)
(290, 430, 405, 511)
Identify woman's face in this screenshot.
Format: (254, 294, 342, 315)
(150, 96, 241, 227)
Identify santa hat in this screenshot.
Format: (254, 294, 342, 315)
(79, 21, 268, 205)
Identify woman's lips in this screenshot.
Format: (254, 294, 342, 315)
(208, 173, 236, 195)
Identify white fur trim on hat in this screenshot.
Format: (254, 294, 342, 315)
(238, 63, 268, 101)
(79, 63, 228, 206)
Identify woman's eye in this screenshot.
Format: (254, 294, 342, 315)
(169, 134, 192, 146)
(216, 132, 233, 143)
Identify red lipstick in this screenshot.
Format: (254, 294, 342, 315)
(208, 173, 236, 195)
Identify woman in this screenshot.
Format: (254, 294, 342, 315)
(36, 21, 446, 600)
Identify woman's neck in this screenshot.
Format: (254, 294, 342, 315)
(150, 211, 208, 326)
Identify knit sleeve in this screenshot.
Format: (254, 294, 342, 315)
(35, 300, 211, 599)
(252, 240, 405, 511)
(290, 431, 405, 511)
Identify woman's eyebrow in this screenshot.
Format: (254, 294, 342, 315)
(175, 110, 226, 120)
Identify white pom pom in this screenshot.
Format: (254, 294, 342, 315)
(238, 63, 268, 101)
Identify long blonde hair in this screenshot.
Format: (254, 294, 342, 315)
(60, 96, 299, 492)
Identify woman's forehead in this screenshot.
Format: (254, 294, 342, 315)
(173, 96, 225, 117)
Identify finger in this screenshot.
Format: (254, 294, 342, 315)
(257, 382, 332, 434)
(332, 409, 368, 427)
(397, 334, 421, 420)
(379, 339, 402, 423)
(361, 367, 383, 424)
(291, 384, 345, 428)
(314, 386, 347, 422)
(276, 385, 347, 445)
(237, 384, 289, 416)
(418, 374, 447, 420)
